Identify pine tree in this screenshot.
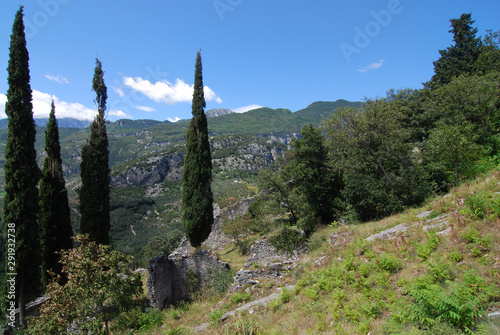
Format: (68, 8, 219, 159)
(428, 13, 483, 88)
(181, 51, 214, 248)
(79, 58, 110, 245)
(1, 6, 41, 327)
(39, 100, 73, 287)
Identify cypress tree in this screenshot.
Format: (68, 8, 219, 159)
(79, 58, 110, 245)
(2, 6, 41, 326)
(39, 100, 73, 287)
(181, 51, 214, 248)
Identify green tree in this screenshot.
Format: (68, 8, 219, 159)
(424, 123, 484, 188)
(1, 6, 41, 327)
(282, 124, 342, 234)
(79, 58, 111, 245)
(181, 51, 214, 248)
(39, 100, 73, 287)
(27, 235, 143, 334)
(324, 100, 429, 221)
(428, 13, 483, 88)
(426, 73, 500, 144)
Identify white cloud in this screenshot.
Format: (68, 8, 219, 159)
(0, 91, 102, 121)
(113, 87, 125, 97)
(108, 109, 132, 119)
(167, 117, 181, 123)
(122, 77, 222, 105)
(0, 93, 6, 118)
(136, 105, 156, 112)
(45, 74, 69, 84)
(357, 59, 385, 73)
(232, 104, 263, 113)
(32, 90, 97, 121)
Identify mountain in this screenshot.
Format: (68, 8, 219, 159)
(0, 118, 91, 129)
(0, 100, 362, 261)
(205, 108, 234, 118)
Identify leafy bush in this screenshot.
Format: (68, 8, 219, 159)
(465, 193, 487, 219)
(416, 232, 439, 260)
(111, 307, 164, 334)
(222, 319, 264, 335)
(27, 235, 143, 334)
(378, 253, 404, 273)
(231, 292, 250, 304)
(268, 226, 306, 255)
(406, 270, 499, 332)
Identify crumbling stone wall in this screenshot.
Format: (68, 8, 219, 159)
(147, 250, 230, 309)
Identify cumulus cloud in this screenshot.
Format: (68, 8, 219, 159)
(113, 87, 125, 97)
(122, 77, 222, 105)
(0, 91, 129, 121)
(0, 93, 6, 118)
(136, 105, 156, 112)
(232, 104, 263, 113)
(32, 90, 96, 120)
(167, 117, 181, 123)
(45, 74, 69, 84)
(108, 109, 132, 119)
(357, 59, 385, 73)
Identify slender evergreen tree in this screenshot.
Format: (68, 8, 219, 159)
(79, 58, 110, 245)
(181, 51, 214, 248)
(39, 100, 73, 287)
(2, 6, 41, 327)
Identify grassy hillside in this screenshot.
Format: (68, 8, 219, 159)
(126, 169, 500, 335)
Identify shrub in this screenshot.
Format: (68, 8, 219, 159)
(268, 226, 306, 255)
(406, 270, 499, 332)
(222, 319, 265, 335)
(416, 232, 439, 260)
(378, 253, 404, 273)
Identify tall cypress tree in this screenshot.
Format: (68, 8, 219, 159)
(79, 58, 110, 245)
(181, 51, 214, 248)
(2, 6, 41, 326)
(39, 100, 73, 287)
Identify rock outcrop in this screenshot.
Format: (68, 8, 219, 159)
(147, 250, 230, 309)
(111, 152, 184, 187)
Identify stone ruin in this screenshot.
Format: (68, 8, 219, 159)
(147, 250, 230, 309)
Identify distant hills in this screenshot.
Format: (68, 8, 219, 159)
(0, 99, 363, 257)
(0, 117, 92, 129)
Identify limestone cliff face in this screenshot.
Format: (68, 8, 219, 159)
(111, 134, 287, 188)
(110, 151, 184, 187)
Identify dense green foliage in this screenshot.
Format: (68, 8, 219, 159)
(26, 235, 142, 334)
(428, 13, 484, 88)
(79, 58, 111, 245)
(256, 15, 500, 228)
(39, 101, 73, 287)
(1, 6, 41, 325)
(181, 51, 214, 248)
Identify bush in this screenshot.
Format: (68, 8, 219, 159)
(268, 226, 306, 255)
(111, 307, 164, 334)
(222, 319, 265, 335)
(406, 270, 499, 332)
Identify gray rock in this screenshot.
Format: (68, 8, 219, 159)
(417, 210, 433, 218)
(365, 223, 408, 242)
(147, 250, 230, 309)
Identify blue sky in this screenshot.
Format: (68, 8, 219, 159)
(0, 0, 499, 122)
